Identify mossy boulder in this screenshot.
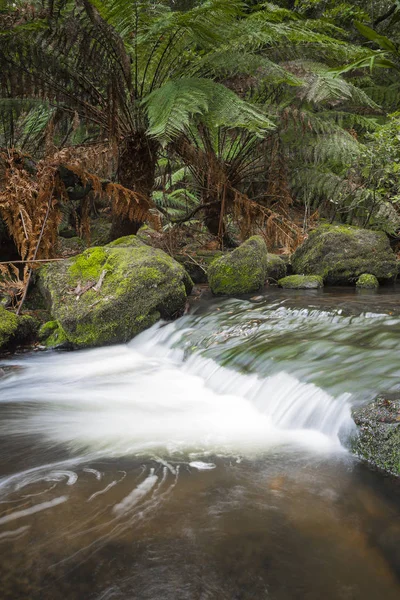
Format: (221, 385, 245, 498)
(39, 236, 193, 348)
(278, 275, 323, 289)
(356, 273, 379, 289)
(352, 396, 400, 476)
(207, 236, 268, 295)
(292, 224, 397, 285)
(265, 254, 287, 282)
(0, 307, 38, 352)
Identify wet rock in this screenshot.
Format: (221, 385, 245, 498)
(352, 396, 400, 476)
(292, 224, 397, 285)
(356, 274, 379, 289)
(265, 254, 286, 282)
(0, 307, 38, 353)
(207, 236, 268, 295)
(38, 235, 193, 348)
(278, 275, 323, 289)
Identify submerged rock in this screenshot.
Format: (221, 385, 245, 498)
(207, 236, 268, 295)
(292, 224, 397, 285)
(39, 235, 193, 348)
(352, 396, 400, 476)
(278, 275, 323, 289)
(356, 274, 379, 289)
(0, 307, 38, 353)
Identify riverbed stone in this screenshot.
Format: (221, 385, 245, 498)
(352, 396, 400, 476)
(278, 275, 323, 289)
(292, 224, 397, 284)
(39, 235, 193, 348)
(356, 273, 379, 289)
(0, 307, 38, 352)
(207, 236, 268, 295)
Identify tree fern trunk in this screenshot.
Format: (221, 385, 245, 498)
(110, 132, 157, 240)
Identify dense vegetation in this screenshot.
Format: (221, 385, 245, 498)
(1, 0, 400, 309)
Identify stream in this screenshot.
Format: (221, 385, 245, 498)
(0, 287, 400, 599)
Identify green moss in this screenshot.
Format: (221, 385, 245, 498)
(356, 273, 379, 289)
(0, 307, 18, 348)
(278, 275, 323, 289)
(39, 320, 58, 341)
(68, 247, 108, 280)
(44, 322, 69, 348)
(208, 236, 268, 295)
(0, 308, 38, 351)
(106, 235, 143, 248)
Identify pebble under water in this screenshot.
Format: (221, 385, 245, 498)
(0, 287, 400, 599)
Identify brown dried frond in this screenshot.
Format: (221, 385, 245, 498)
(0, 264, 25, 306)
(232, 188, 304, 253)
(0, 147, 160, 304)
(52, 143, 118, 179)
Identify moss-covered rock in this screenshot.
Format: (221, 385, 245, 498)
(278, 275, 323, 289)
(352, 396, 400, 476)
(356, 273, 379, 289)
(39, 321, 70, 348)
(265, 254, 286, 282)
(39, 236, 193, 348)
(207, 236, 268, 295)
(292, 224, 397, 285)
(0, 307, 38, 352)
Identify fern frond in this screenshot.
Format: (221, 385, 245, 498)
(143, 77, 274, 144)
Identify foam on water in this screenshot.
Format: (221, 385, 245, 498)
(0, 320, 353, 457)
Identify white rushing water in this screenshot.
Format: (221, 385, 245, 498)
(0, 321, 353, 457)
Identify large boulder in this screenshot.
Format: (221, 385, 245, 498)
(292, 224, 397, 285)
(0, 307, 37, 353)
(352, 396, 400, 476)
(39, 235, 193, 348)
(207, 236, 268, 295)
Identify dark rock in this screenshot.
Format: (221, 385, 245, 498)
(265, 254, 286, 282)
(352, 395, 400, 476)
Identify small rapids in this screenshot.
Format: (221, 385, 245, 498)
(1, 291, 400, 600)
(0, 324, 352, 456)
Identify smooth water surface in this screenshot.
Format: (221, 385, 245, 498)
(1, 287, 400, 599)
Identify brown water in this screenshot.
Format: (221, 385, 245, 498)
(0, 287, 400, 599)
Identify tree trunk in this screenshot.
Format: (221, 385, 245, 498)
(110, 132, 157, 240)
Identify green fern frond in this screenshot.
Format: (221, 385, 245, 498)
(143, 77, 274, 144)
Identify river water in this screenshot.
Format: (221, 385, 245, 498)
(0, 288, 400, 599)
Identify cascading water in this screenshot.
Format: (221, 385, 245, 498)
(1, 290, 400, 600)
